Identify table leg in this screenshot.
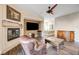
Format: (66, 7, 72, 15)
(57, 45, 59, 54)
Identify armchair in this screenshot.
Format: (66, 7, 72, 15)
(18, 35, 47, 55)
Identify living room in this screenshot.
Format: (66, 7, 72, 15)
(0, 4, 79, 55)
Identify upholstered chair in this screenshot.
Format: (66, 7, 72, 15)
(18, 35, 47, 55)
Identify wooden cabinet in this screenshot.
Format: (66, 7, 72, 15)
(57, 30, 74, 42)
(57, 31, 66, 41)
(70, 31, 74, 42)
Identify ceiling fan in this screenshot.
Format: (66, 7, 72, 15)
(46, 4, 57, 14)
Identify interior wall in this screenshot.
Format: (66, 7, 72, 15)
(55, 12, 79, 42)
(0, 5, 4, 54)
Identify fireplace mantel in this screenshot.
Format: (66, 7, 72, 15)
(2, 20, 22, 28)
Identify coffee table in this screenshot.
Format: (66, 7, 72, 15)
(45, 37, 64, 54)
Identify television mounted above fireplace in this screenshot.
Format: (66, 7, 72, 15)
(7, 28, 20, 41)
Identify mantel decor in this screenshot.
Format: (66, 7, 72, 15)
(6, 5, 21, 21)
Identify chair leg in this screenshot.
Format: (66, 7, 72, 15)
(21, 47, 26, 55)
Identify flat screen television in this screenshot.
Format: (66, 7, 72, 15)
(26, 22, 39, 30)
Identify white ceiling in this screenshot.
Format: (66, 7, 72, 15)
(14, 4, 79, 19)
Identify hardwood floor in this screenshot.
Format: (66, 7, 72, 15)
(2, 42, 79, 55)
(47, 42, 79, 55)
(2, 44, 22, 55)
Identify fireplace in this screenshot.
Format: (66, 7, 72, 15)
(7, 28, 20, 41)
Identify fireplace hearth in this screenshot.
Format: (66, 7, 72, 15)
(7, 28, 20, 41)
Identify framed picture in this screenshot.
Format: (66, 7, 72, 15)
(6, 5, 21, 21)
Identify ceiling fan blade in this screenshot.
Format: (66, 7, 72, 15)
(46, 9, 52, 13)
(51, 12, 53, 15)
(50, 4, 57, 10)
